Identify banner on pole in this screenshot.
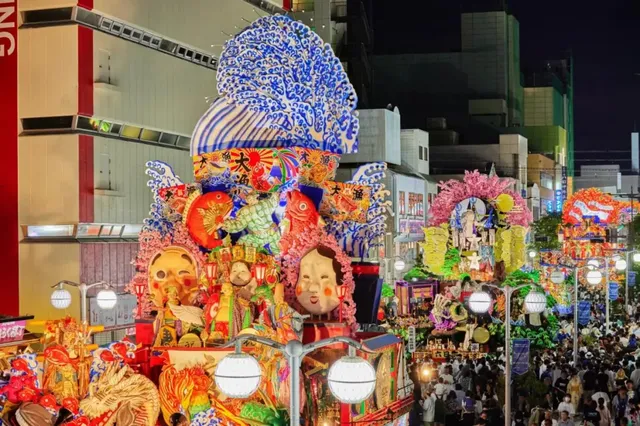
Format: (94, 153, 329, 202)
(512, 338, 530, 376)
(609, 282, 619, 300)
(578, 301, 591, 325)
(629, 271, 636, 288)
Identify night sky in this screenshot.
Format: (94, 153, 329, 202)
(370, 0, 640, 174)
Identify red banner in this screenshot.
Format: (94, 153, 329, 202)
(0, 0, 18, 315)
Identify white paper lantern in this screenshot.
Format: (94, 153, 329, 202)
(214, 353, 262, 398)
(524, 292, 547, 314)
(327, 356, 376, 403)
(550, 271, 565, 285)
(468, 291, 492, 314)
(394, 259, 405, 271)
(586, 270, 603, 285)
(51, 288, 72, 309)
(96, 289, 118, 309)
(615, 259, 627, 271)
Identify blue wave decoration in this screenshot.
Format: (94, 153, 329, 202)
(192, 15, 359, 156)
(325, 162, 390, 259)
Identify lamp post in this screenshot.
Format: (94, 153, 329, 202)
(625, 250, 639, 317)
(585, 256, 628, 333)
(468, 284, 546, 426)
(214, 335, 376, 426)
(50, 280, 116, 324)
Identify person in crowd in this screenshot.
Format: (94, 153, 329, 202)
(558, 394, 576, 416)
(597, 397, 612, 426)
(583, 398, 601, 426)
(540, 410, 558, 426)
(613, 387, 631, 426)
(434, 387, 446, 426)
(455, 383, 466, 405)
(423, 389, 435, 426)
(542, 392, 557, 411)
(558, 410, 574, 426)
(445, 391, 461, 426)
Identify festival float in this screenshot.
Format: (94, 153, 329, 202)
(385, 171, 535, 360)
(538, 188, 633, 313)
(125, 14, 406, 426)
(0, 14, 412, 426)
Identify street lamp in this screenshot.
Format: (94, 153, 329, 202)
(215, 335, 376, 425)
(468, 283, 546, 426)
(528, 250, 537, 259)
(394, 259, 406, 271)
(50, 280, 116, 324)
(624, 250, 640, 317)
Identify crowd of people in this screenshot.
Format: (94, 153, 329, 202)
(407, 321, 640, 426)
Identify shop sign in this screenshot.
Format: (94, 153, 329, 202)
(0, 319, 26, 343)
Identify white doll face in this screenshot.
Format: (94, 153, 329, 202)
(230, 261, 253, 287)
(295, 248, 340, 315)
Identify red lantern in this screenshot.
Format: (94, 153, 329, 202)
(133, 282, 146, 319)
(253, 263, 267, 285)
(204, 262, 218, 285)
(337, 284, 348, 323)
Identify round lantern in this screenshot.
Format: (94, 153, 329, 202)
(394, 259, 405, 271)
(586, 270, 603, 285)
(51, 288, 72, 309)
(214, 353, 262, 398)
(634, 253, 640, 263)
(96, 289, 118, 309)
(550, 271, 565, 285)
(524, 291, 547, 314)
(468, 291, 492, 314)
(615, 259, 628, 271)
(327, 356, 376, 404)
(528, 250, 537, 259)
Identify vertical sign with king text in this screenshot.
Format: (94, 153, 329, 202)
(0, 0, 19, 315)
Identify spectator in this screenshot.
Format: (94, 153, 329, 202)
(445, 391, 460, 426)
(540, 410, 558, 426)
(557, 395, 575, 416)
(423, 389, 435, 426)
(613, 387, 631, 425)
(583, 398, 601, 426)
(558, 411, 574, 426)
(597, 397, 612, 426)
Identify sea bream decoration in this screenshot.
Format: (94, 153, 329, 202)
(122, 14, 389, 425)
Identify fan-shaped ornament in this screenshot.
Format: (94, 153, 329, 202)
(186, 191, 233, 249)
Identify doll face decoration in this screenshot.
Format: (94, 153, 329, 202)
(230, 261, 252, 287)
(148, 246, 198, 307)
(295, 246, 341, 315)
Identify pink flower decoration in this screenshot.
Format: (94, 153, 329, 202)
(427, 170, 532, 227)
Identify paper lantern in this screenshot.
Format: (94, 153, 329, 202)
(214, 353, 262, 398)
(51, 288, 72, 309)
(327, 356, 376, 404)
(96, 289, 118, 310)
(468, 291, 492, 314)
(586, 270, 603, 285)
(524, 292, 546, 314)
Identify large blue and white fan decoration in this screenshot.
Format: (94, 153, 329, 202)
(191, 15, 359, 156)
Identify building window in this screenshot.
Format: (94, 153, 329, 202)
(419, 146, 423, 160)
(423, 146, 428, 162)
(540, 173, 553, 190)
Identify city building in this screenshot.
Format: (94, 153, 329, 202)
(13, 0, 284, 321)
(370, 6, 524, 140)
(338, 108, 436, 280)
(429, 134, 529, 194)
(527, 154, 562, 218)
(507, 57, 574, 187)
